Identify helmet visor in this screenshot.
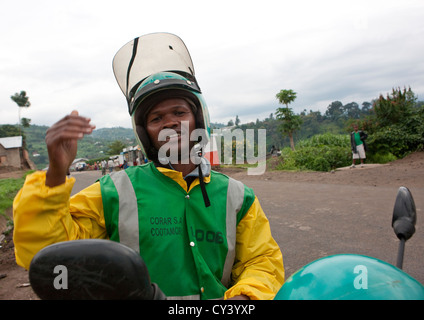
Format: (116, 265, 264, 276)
(112, 33, 196, 103)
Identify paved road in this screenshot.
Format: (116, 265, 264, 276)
(69, 170, 424, 285)
(244, 178, 424, 284)
(69, 170, 103, 196)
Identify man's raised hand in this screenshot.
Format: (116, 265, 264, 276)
(45, 110, 95, 187)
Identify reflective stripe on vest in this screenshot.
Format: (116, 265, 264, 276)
(110, 171, 140, 253)
(221, 177, 245, 287)
(107, 170, 246, 299)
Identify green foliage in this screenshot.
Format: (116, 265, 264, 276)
(297, 132, 350, 148)
(272, 87, 422, 172)
(11, 91, 31, 135)
(276, 148, 297, 170)
(1, 87, 421, 173)
(90, 127, 135, 141)
(278, 134, 352, 172)
(275, 89, 302, 150)
(366, 152, 397, 164)
(0, 124, 21, 137)
(107, 140, 127, 155)
(238, 116, 282, 153)
(10, 91, 31, 108)
(373, 87, 416, 127)
(276, 89, 297, 106)
(369, 87, 424, 157)
(0, 171, 33, 218)
(275, 107, 303, 134)
(367, 124, 423, 158)
(324, 101, 344, 120)
(21, 117, 31, 128)
(0, 124, 137, 169)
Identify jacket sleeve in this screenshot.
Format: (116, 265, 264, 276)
(224, 197, 285, 300)
(12, 171, 107, 270)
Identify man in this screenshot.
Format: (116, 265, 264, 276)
(13, 34, 284, 300)
(107, 158, 114, 173)
(101, 159, 107, 175)
(350, 124, 368, 168)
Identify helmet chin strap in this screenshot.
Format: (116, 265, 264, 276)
(197, 158, 211, 207)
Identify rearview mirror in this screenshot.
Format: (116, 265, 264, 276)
(392, 186, 416, 241)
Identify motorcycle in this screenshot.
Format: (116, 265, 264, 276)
(274, 186, 423, 300)
(28, 186, 423, 300)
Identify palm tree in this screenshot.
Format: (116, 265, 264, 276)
(275, 89, 302, 151)
(276, 89, 297, 107)
(11, 91, 31, 135)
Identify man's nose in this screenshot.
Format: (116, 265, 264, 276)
(162, 115, 179, 129)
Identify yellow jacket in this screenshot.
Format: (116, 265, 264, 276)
(13, 169, 284, 300)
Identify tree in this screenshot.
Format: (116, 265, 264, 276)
(368, 87, 423, 157)
(373, 87, 416, 127)
(11, 90, 31, 135)
(107, 140, 127, 155)
(343, 102, 361, 119)
(324, 101, 343, 120)
(235, 115, 240, 126)
(21, 118, 31, 128)
(361, 102, 372, 115)
(275, 89, 302, 151)
(276, 89, 297, 106)
(0, 124, 20, 137)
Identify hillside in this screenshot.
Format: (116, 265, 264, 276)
(2, 122, 229, 169)
(2, 91, 422, 170)
(21, 125, 137, 169)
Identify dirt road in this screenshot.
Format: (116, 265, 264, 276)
(1, 152, 423, 299)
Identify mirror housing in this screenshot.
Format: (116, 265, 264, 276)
(392, 186, 416, 241)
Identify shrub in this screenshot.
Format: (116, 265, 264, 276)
(312, 157, 331, 172)
(293, 145, 351, 171)
(367, 152, 397, 164)
(297, 132, 350, 148)
(367, 124, 424, 158)
(276, 147, 298, 170)
(278, 134, 352, 171)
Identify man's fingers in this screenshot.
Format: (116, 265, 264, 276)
(44, 111, 96, 187)
(47, 111, 96, 140)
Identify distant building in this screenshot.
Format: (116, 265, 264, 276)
(122, 145, 143, 165)
(69, 158, 89, 171)
(0, 136, 23, 168)
(0, 136, 37, 170)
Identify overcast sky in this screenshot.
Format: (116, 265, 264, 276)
(1, 0, 423, 129)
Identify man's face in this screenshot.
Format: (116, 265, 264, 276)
(145, 98, 196, 161)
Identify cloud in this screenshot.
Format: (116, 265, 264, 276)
(1, 0, 423, 128)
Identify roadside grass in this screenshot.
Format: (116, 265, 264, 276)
(0, 171, 33, 220)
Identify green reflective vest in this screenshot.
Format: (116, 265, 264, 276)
(99, 162, 255, 300)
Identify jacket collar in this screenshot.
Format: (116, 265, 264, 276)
(156, 158, 211, 192)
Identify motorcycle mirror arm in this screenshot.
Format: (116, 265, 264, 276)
(391, 186, 417, 269)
